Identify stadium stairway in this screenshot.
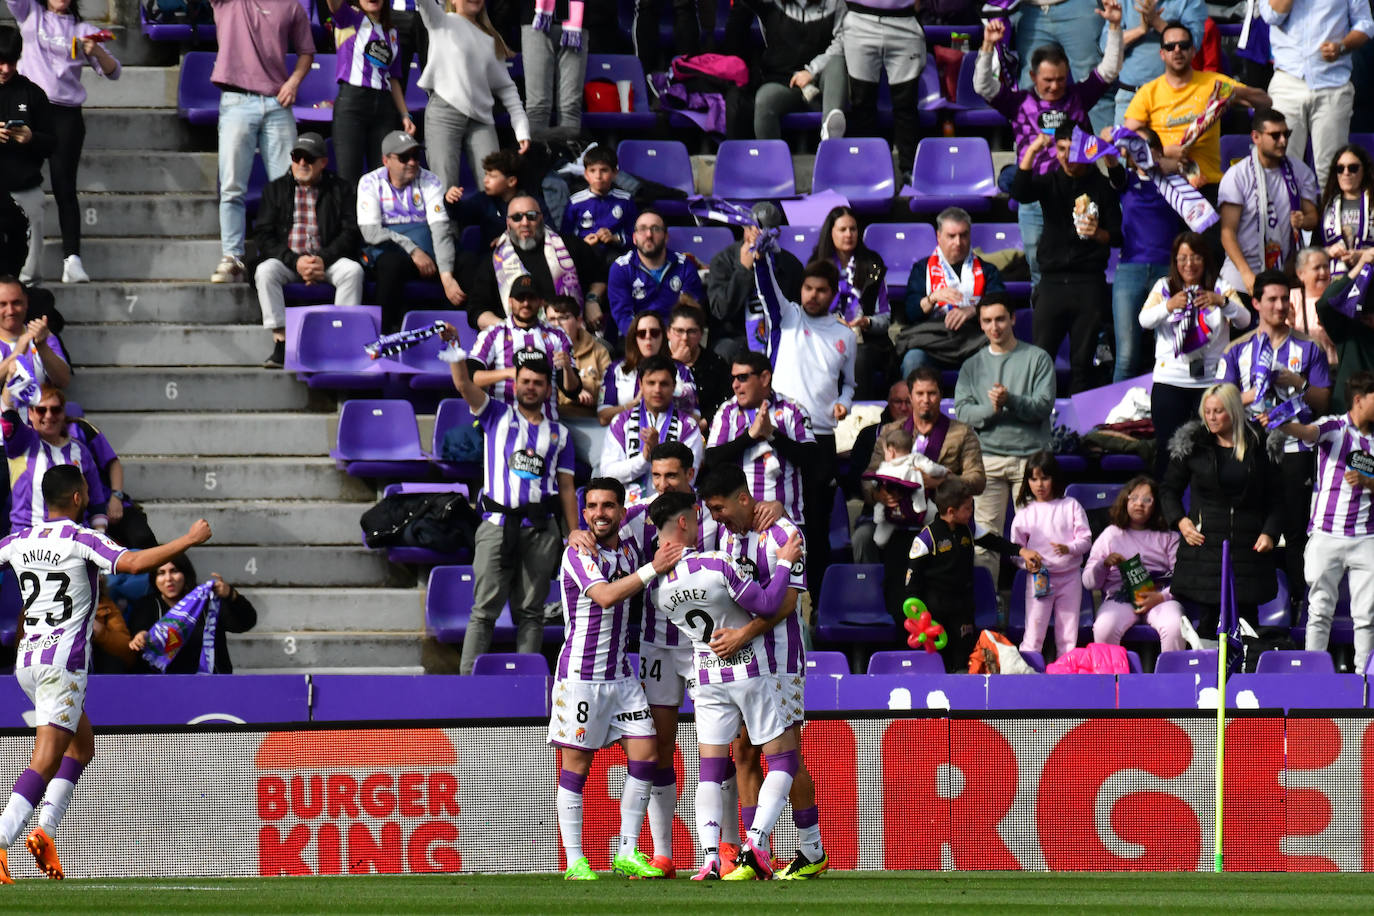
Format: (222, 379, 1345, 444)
(55, 55, 427, 673)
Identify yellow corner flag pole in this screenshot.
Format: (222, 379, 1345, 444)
(1214, 540, 1232, 873)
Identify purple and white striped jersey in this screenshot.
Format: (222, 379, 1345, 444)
(598, 404, 704, 504)
(4, 417, 109, 532)
(556, 539, 643, 681)
(1220, 329, 1330, 453)
(0, 520, 125, 673)
(470, 319, 575, 416)
(1310, 414, 1374, 538)
(648, 549, 795, 686)
(332, 4, 403, 89)
(620, 498, 721, 648)
(720, 517, 807, 676)
(706, 395, 814, 518)
(475, 394, 574, 525)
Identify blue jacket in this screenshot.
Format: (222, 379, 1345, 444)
(607, 248, 706, 336)
(562, 187, 637, 249)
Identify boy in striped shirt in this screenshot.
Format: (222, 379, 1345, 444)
(549, 477, 683, 881)
(699, 465, 827, 879)
(646, 490, 803, 881)
(0, 465, 212, 883)
(1280, 370, 1374, 674)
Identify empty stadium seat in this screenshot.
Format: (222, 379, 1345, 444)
(331, 399, 432, 478)
(814, 564, 898, 670)
(1254, 650, 1335, 674)
(673, 226, 735, 264)
(867, 650, 944, 675)
(143, 3, 217, 41)
(291, 55, 340, 122)
(811, 138, 896, 215)
(712, 140, 797, 200)
(583, 55, 658, 131)
(949, 52, 1007, 129)
(432, 398, 481, 480)
(292, 308, 396, 388)
(617, 140, 694, 216)
(176, 52, 220, 124)
(906, 137, 997, 213)
(862, 222, 937, 297)
(805, 651, 849, 676)
(971, 222, 1031, 301)
(472, 653, 551, 676)
(392, 310, 474, 390)
(426, 566, 516, 643)
(971, 566, 1000, 629)
(1154, 649, 1219, 675)
(1019, 649, 1046, 672)
(778, 226, 820, 263)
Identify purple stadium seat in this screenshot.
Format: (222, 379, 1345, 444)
(372, 482, 473, 565)
(712, 140, 797, 200)
(330, 399, 432, 478)
(1064, 483, 1122, 514)
(866, 650, 945, 675)
(425, 566, 516, 643)
(1219, 134, 1250, 168)
(1254, 650, 1335, 674)
(176, 52, 220, 124)
(472, 653, 551, 676)
(391, 310, 475, 389)
(291, 55, 340, 122)
(805, 651, 849, 676)
(583, 55, 658, 131)
(811, 138, 897, 216)
(814, 564, 899, 670)
(144, 0, 218, 41)
(971, 565, 1000, 629)
(1257, 569, 1291, 628)
(673, 226, 735, 264)
(778, 226, 820, 263)
(971, 222, 1031, 301)
(432, 398, 482, 480)
(617, 140, 694, 217)
(0, 572, 17, 647)
(862, 222, 937, 297)
(292, 308, 397, 388)
(950, 52, 1008, 129)
(1019, 649, 1046, 672)
(906, 137, 997, 213)
(828, 487, 851, 558)
(915, 64, 947, 128)
(1154, 649, 1219, 675)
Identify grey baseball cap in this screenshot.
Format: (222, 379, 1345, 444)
(382, 130, 421, 158)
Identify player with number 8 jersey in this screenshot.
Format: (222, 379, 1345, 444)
(0, 465, 212, 884)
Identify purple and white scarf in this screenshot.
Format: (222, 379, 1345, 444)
(364, 321, 445, 359)
(1111, 127, 1218, 233)
(1253, 149, 1302, 268)
(1321, 190, 1370, 249)
(140, 581, 220, 674)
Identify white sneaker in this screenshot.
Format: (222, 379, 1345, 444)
(821, 109, 846, 142)
(61, 254, 90, 284)
(210, 255, 245, 283)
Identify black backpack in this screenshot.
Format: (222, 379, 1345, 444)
(360, 492, 480, 555)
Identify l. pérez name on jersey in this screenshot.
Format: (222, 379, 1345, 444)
(661, 586, 709, 612)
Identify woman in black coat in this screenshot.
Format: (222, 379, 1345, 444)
(127, 554, 257, 674)
(1161, 382, 1282, 634)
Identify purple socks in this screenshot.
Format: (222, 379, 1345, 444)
(699, 756, 730, 784)
(559, 769, 588, 793)
(13, 768, 45, 806)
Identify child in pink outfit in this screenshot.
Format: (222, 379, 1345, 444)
(1008, 451, 1091, 656)
(1083, 475, 1186, 652)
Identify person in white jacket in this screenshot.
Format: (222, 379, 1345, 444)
(414, 0, 530, 194)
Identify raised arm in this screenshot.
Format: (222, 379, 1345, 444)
(438, 324, 489, 413)
(115, 520, 212, 575)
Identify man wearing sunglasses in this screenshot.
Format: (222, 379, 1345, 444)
(1123, 21, 1271, 191)
(357, 130, 465, 334)
(1260, 0, 1372, 180)
(607, 209, 706, 340)
(1218, 109, 1319, 297)
(251, 133, 364, 369)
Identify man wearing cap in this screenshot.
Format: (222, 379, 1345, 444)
(469, 273, 582, 416)
(251, 132, 363, 369)
(357, 130, 464, 333)
(606, 208, 706, 340)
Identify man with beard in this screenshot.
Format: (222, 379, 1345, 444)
(607, 209, 706, 340)
(470, 193, 604, 332)
(439, 329, 578, 675)
(864, 366, 986, 619)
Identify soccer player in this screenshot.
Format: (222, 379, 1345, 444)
(647, 490, 803, 881)
(0, 465, 212, 882)
(1279, 371, 1374, 674)
(550, 476, 684, 881)
(698, 465, 827, 880)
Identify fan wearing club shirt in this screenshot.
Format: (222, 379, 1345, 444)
(646, 489, 803, 881)
(1279, 370, 1374, 675)
(698, 464, 827, 881)
(597, 355, 703, 504)
(466, 273, 581, 417)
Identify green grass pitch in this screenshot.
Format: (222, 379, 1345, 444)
(3, 872, 1374, 914)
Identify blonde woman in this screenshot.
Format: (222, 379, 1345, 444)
(414, 0, 530, 194)
(1160, 382, 1282, 634)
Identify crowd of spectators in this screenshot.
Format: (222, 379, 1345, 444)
(6, 0, 1374, 676)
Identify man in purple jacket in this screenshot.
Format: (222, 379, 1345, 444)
(975, 3, 1122, 288)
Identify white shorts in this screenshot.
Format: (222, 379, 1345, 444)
(16, 665, 86, 732)
(639, 641, 696, 708)
(547, 677, 656, 750)
(775, 672, 805, 730)
(693, 677, 786, 747)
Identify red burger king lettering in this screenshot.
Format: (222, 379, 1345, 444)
(254, 729, 463, 876)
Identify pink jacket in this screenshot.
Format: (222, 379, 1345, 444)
(1047, 642, 1130, 674)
